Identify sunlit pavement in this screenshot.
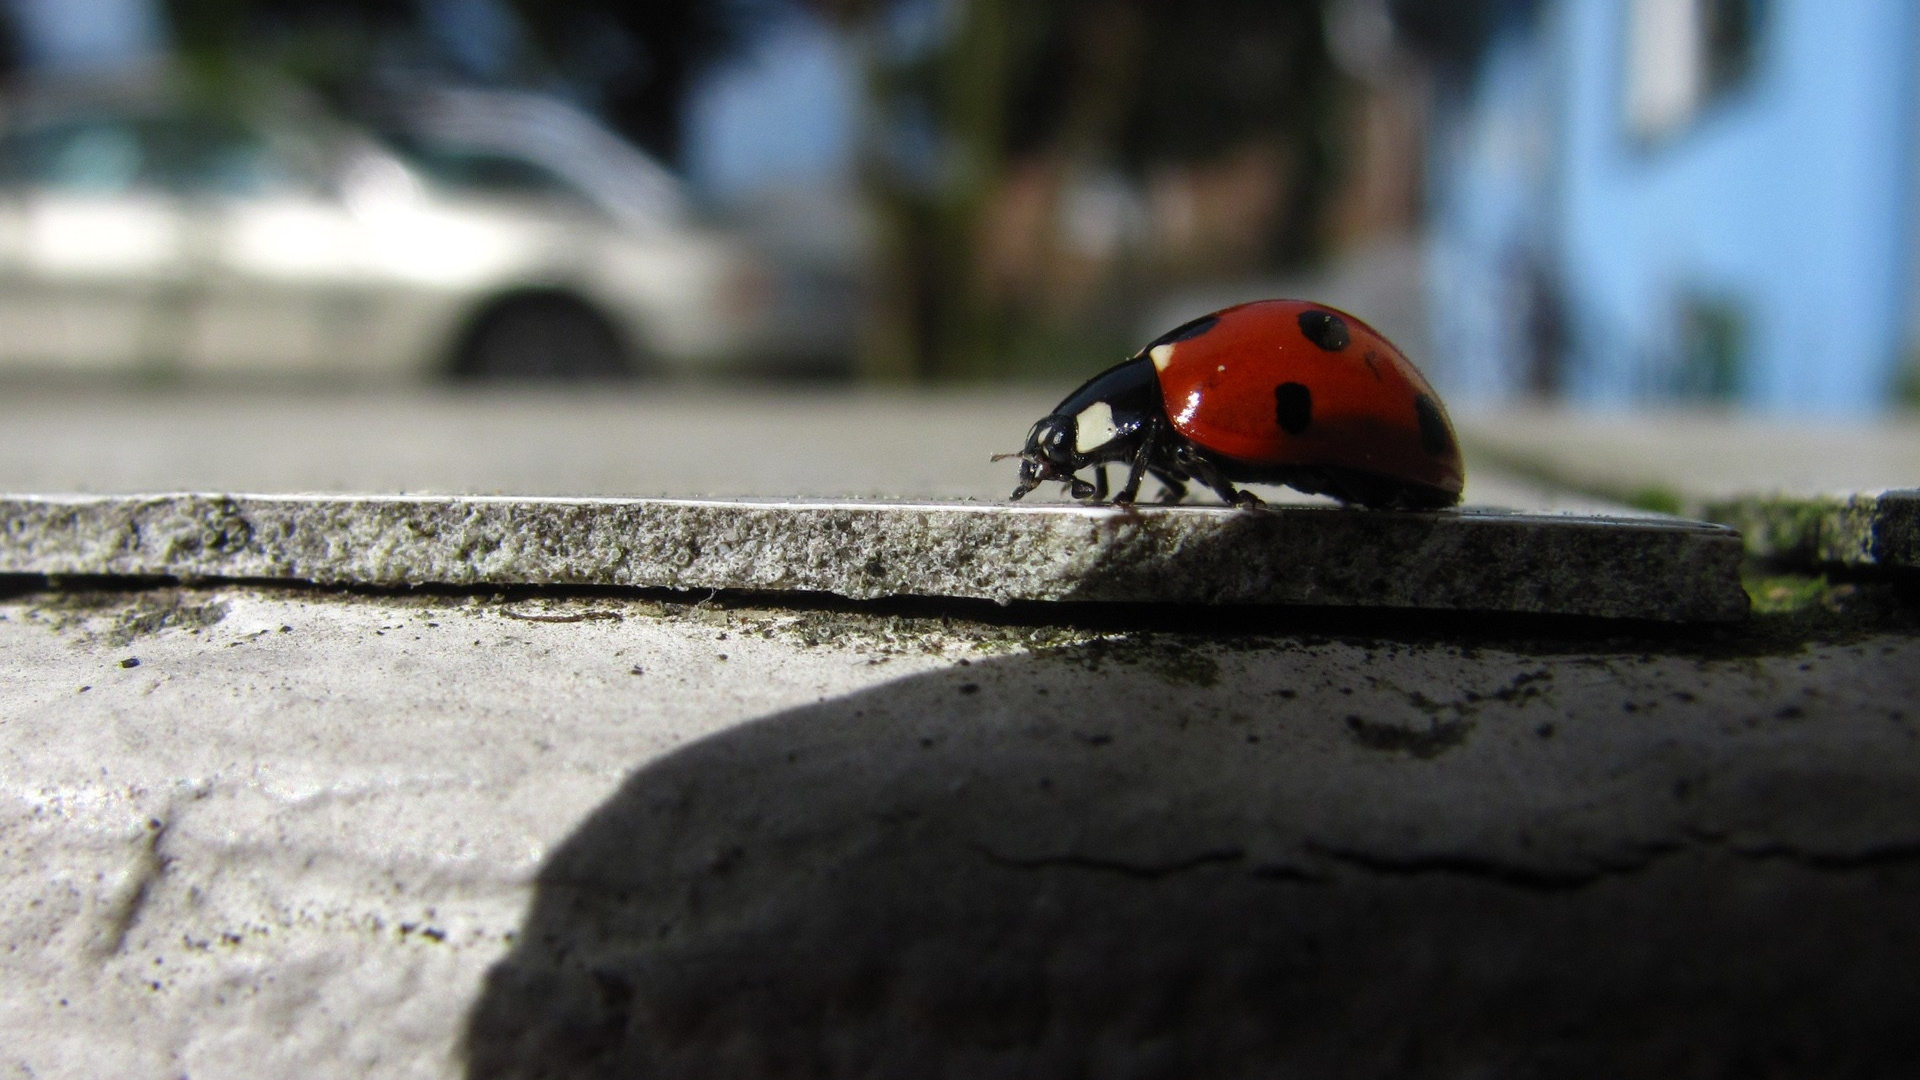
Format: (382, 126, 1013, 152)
(5, 382, 1915, 508)
(0, 383, 1050, 501)
(0, 381, 1640, 511)
(3, 383, 1919, 1076)
(1455, 404, 1920, 501)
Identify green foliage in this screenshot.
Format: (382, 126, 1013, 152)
(500, 0, 757, 163)
(853, 0, 1344, 380)
(1744, 571, 1835, 616)
(1897, 345, 1920, 410)
(160, 0, 756, 163)
(163, 0, 400, 94)
(1625, 485, 1686, 516)
(1740, 568, 1920, 639)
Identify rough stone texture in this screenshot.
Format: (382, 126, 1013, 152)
(0, 586, 975, 1079)
(0, 494, 1749, 622)
(2, 584, 1917, 1078)
(1701, 489, 1920, 571)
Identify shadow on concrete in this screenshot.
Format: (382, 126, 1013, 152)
(463, 636, 1920, 1079)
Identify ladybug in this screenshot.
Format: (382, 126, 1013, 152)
(1000, 299, 1464, 509)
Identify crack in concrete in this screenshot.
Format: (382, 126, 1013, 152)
(1304, 842, 1666, 890)
(969, 830, 1920, 896)
(1696, 835, 1920, 871)
(497, 608, 625, 624)
(972, 843, 1247, 880)
(1305, 828, 1920, 890)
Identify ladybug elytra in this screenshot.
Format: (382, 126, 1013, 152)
(1001, 299, 1464, 509)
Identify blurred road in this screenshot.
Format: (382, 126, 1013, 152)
(0, 383, 1048, 501)
(0, 382, 1618, 511)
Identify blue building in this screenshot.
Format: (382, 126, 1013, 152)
(1412, 0, 1916, 412)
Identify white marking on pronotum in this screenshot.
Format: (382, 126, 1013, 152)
(1149, 343, 1175, 371)
(1074, 400, 1119, 452)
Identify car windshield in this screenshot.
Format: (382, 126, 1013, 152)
(374, 131, 596, 209)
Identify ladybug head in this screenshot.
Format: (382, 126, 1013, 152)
(1000, 416, 1095, 500)
(999, 356, 1163, 502)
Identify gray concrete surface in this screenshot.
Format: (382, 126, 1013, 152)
(0, 493, 1749, 621)
(5, 386, 1919, 1077)
(0, 585, 971, 1078)
(1459, 406, 1920, 500)
(2, 583, 1916, 1077)
(0, 385, 1049, 502)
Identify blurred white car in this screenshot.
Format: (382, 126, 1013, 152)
(0, 82, 856, 380)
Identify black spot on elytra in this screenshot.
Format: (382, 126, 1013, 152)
(1274, 382, 1313, 434)
(1144, 314, 1219, 351)
(1297, 309, 1349, 351)
(1414, 394, 1452, 457)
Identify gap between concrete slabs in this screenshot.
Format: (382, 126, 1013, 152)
(0, 493, 1750, 623)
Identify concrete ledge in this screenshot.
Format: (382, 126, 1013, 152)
(1700, 489, 1920, 571)
(1, 493, 1748, 622)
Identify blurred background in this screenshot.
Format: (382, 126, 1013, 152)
(0, 0, 1914, 413)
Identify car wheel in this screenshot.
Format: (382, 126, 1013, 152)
(453, 295, 632, 381)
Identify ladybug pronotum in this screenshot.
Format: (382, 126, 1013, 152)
(1000, 299, 1464, 509)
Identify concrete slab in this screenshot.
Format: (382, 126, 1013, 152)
(1700, 489, 1920, 571)
(1, 584, 1915, 1077)
(1458, 408, 1920, 571)
(0, 493, 1749, 622)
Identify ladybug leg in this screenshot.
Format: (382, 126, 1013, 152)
(1114, 436, 1156, 504)
(1204, 475, 1245, 505)
(1205, 473, 1265, 509)
(1148, 468, 1188, 504)
(1092, 464, 1110, 501)
(1175, 444, 1261, 509)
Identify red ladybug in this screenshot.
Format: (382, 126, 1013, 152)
(1001, 299, 1464, 509)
